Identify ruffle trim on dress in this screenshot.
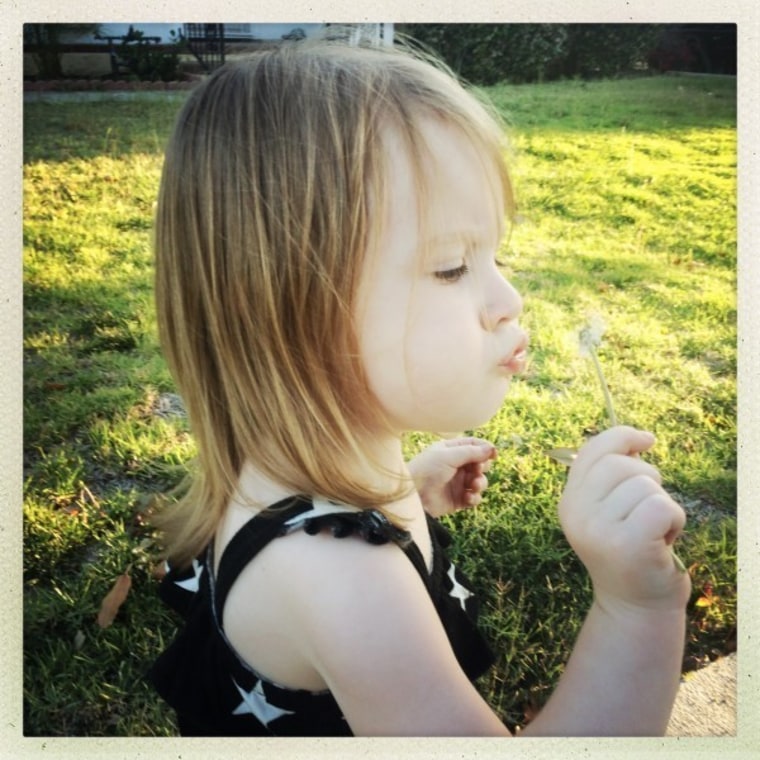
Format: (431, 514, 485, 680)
(280, 503, 412, 548)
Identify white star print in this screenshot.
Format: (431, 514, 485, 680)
(447, 564, 473, 612)
(173, 558, 204, 593)
(231, 679, 295, 726)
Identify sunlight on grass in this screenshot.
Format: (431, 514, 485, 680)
(24, 75, 736, 735)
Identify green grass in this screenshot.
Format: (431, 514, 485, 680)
(23, 74, 736, 735)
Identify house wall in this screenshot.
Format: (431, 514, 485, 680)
(222, 23, 326, 40)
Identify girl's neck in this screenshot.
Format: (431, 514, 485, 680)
(232, 434, 411, 512)
(217, 433, 429, 576)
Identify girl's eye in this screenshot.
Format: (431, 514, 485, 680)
(434, 264, 469, 283)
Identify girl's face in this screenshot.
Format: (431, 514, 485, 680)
(357, 119, 526, 436)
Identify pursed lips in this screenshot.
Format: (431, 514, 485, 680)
(498, 331, 529, 374)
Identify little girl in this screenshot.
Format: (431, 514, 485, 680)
(149, 39, 690, 736)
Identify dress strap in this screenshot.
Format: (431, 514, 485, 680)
(212, 496, 314, 620)
(212, 496, 430, 621)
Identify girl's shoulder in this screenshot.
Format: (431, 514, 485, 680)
(220, 496, 431, 692)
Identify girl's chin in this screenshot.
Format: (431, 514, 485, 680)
(427, 411, 504, 438)
(404, 387, 511, 436)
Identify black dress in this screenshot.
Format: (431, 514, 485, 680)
(148, 495, 495, 736)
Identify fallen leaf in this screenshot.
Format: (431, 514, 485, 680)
(96, 570, 132, 628)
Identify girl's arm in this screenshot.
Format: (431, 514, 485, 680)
(275, 528, 511, 736)
(522, 602, 686, 736)
(522, 426, 691, 736)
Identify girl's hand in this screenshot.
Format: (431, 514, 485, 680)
(408, 437, 497, 518)
(558, 426, 691, 615)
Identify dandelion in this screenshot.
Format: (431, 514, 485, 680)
(578, 315, 618, 428)
(545, 315, 616, 465)
(577, 313, 607, 357)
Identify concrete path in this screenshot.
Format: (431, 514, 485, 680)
(667, 653, 736, 736)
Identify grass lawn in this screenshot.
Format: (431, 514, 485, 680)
(23, 74, 736, 735)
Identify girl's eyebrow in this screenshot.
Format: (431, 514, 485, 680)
(423, 231, 481, 248)
(424, 227, 504, 250)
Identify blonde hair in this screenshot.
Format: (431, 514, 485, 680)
(154, 39, 515, 566)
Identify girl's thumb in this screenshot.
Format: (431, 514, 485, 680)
(442, 439, 496, 466)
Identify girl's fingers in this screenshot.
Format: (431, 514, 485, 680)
(582, 456, 663, 505)
(602, 473, 668, 523)
(571, 427, 655, 481)
(465, 472, 488, 495)
(443, 437, 496, 459)
(438, 439, 497, 470)
(413, 438, 497, 513)
(624, 491, 686, 544)
(462, 489, 482, 507)
(443, 436, 492, 449)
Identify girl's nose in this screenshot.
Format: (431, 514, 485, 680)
(481, 269, 523, 331)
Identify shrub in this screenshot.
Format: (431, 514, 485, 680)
(399, 23, 664, 85)
(108, 26, 186, 83)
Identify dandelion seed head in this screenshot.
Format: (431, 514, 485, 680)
(578, 314, 607, 356)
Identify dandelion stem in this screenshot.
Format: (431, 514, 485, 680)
(587, 344, 618, 427)
(575, 321, 686, 573)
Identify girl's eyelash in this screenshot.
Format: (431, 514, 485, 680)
(434, 264, 470, 283)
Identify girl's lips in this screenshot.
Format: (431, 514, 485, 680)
(499, 334, 529, 374)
